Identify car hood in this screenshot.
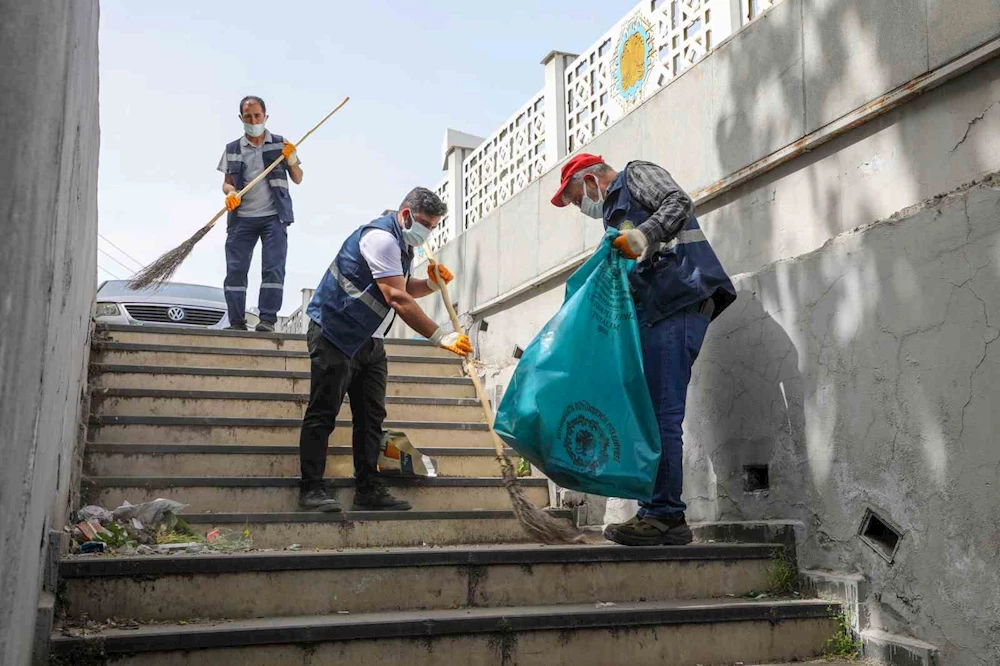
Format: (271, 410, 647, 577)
(96, 294, 226, 310)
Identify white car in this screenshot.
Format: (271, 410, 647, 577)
(94, 280, 259, 329)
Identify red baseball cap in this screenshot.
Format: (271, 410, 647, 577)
(551, 153, 604, 207)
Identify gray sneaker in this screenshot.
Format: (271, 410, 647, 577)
(225, 323, 247, 331)
(299, 488, 342, 512)
(255, 320, 275, 332)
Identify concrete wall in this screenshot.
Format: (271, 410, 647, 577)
(392, 1, 1000, 661)
(692, 172, 1000, 665)
(0, 2, 100, 664)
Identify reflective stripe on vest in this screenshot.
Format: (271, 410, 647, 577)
(224, 133, 294, 225)
(306, 212, 413, 358)
(327, 262, 390, 318)
(603, 162, 736, 323)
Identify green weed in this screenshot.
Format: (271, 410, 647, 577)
(824, 610, 863, 660)
(766, 550, 798, 595)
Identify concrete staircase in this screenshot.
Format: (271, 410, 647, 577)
(52, 324, 841, 665)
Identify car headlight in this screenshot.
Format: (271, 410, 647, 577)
(95, 303, 121, 317)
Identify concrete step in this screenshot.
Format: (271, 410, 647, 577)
(51, 598, 838, 666)
(84, 476, 549, 513)
(92, 341, 464, 376)
(170, 510, 575, 549)
(59, 543, 784, 622)
(84, 444, 518, 478)
(96, 323, 450, 357)
(90, 364, 476, 398)
(91, 389, 485, 422)
(88, 415, 493, 448)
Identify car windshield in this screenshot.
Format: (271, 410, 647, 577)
(98, 280, 225, 303)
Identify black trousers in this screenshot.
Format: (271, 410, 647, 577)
(299, 320, 387, 493)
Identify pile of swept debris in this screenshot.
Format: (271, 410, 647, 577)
(67, 498, 252, 555)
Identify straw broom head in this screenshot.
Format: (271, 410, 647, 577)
(498, 452, 586, 544)
(126, 220, 216, 291)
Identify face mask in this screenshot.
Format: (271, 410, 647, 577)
(402, 211, 431, 246)
(243, 122, 266, 138)
(579, 178, 605, 219)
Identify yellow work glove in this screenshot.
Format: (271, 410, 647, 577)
(225, 191, 241, 211)
(612, 229, 649, 260)
(430, 328, 473, 357)
(427, 263, 454, 292)
(282, 141, 299, 166)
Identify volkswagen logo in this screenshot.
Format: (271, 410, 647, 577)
(166, 307, 186, 322)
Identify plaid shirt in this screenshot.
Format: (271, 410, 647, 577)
(624, 161, 694, 245)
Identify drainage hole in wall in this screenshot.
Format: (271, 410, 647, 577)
(859, 509, 902, 563)
(743, 465, 769, 492)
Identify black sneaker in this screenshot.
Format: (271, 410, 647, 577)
(352, 486, 412, 511)
(225, 323, 247, 331)
(605, 514, 692, 546)
(255, 320, 275, 332)
(298, 488, 342, 512)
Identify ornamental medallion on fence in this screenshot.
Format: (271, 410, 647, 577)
(612, 13, 656, 108)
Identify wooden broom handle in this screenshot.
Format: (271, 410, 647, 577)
(206, 97, 352, 229)
(424, 247, 508, 460)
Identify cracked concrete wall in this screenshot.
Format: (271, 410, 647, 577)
(382, 5, 1000, 660)
(384, 5, 1000, 662)
(689, 174, 1000, 665)
(0, 1, 100, 664)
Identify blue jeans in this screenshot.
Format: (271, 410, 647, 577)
(224, 215, 287, 324)
(636, 303, 710, 519)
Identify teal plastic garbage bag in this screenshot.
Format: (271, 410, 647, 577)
(493, 230, 662, 501)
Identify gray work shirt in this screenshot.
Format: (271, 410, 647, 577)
(217, 131, 278, 218)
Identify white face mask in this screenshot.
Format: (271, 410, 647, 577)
(243, 122, 266, 138)
(402, 211, 432, 246)
(579, 178, 605, 219)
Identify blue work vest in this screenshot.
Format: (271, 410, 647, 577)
(603, 163, 736, 324)
(223, 133, 295, 225)
(307, 212, 413, 358)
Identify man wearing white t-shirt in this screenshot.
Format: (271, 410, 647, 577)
(298, 188, 471, 512)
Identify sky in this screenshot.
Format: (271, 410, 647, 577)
(97, 0, 628, 315)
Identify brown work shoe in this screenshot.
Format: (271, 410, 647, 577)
(605, 514, 693, 546)
(602, 513, 643, 540)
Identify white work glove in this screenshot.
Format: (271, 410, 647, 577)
(429, 327, 473, 357)
(281, 141, 299, 167)
(612, 228, 649, 260)
(427, 263, 454, 292)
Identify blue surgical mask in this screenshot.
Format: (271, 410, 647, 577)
(402, 211, 432, 246)
(579, 178, 605, 219)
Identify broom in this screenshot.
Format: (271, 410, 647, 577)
(423, 247, 584, 545)
(127, 97, 351, 290)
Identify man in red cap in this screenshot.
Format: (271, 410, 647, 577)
(552, 154, 736, 546)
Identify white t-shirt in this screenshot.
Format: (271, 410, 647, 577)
(359, 229, 409, 338)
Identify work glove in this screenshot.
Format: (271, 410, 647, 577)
(612, 229, 648, 260)
(427, 263, 454, 292)
(225, 191, 241, 211)
(282, 141, 299, 166)
(430, 328, 473, 357)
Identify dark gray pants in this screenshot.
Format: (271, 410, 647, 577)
(299, 320, 387, 493)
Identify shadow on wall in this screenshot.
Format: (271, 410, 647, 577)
(691, 176, 1000, 664)
(693, 2, 1000, 662)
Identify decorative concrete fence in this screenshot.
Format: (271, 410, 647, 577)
(416, 0, 776, 263)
